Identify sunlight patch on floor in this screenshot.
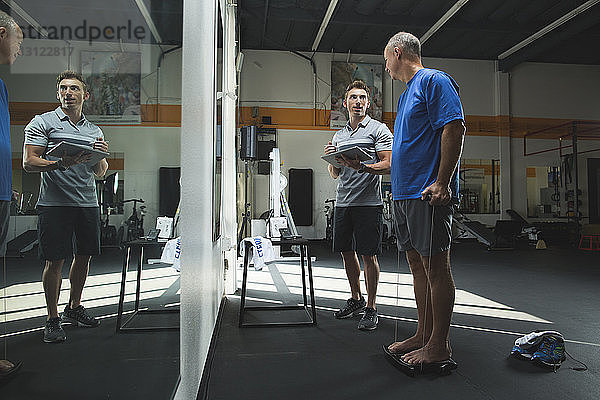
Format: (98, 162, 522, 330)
(238, 263, 551, 324)
(0, 266, 179, 323)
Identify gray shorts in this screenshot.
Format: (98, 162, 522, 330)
(392, 199, 454, 256)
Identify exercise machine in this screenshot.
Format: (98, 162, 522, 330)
(323, 199, 335, 242)
(453, 212, 523, 250)
(5, 192, 38, 257)
(99, 172, 119, 247)
(117, 198, 146, 244)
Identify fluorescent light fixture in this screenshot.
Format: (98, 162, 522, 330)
(236, 51, 244, 72)
(311, 0, 339, 51)
(2, 0, 48, 38)
(134, 0, 163, 44)
(498, 0, 600, 60)
(421, 0, 470, 44)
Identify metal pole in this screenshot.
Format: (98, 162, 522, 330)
(491, 159, 496, 213)
(572, 121, 580, 240)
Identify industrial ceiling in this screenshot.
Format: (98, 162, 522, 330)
(2, 1, 600, 71)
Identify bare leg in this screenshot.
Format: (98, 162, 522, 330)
(341, 251, 362, 299)
(389, 249, 433, 354)
(68, 255, 92, 308)
(402, 249, 454, 364)
(42, 259, 65, 319)
(362, 255, 379, 309)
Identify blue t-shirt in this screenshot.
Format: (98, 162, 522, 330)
(391, 68, 464, 200)
(0, 77, 11, 201)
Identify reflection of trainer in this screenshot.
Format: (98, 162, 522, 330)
(324, 80, 392, 331)
(23, 71, 109, 343)
(384, 32, 465, 364)
(0, 10, 23, 381)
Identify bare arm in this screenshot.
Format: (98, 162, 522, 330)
(23, 144, 62, 172)
(360, 150, 391, 175)
(23, 144, 90, 172)
(92, 138, 109, 178)
(93, 159, 109, 178)
(421, 119, 466, 205)
(328, 163, 341, 179)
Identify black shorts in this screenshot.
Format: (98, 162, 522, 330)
(333, 205, 383, 256)
(37, 206, 101, 261)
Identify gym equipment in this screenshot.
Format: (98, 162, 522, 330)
(382, 193, 396, 248)
(383, 345, 457, 377)
(5, 230, 37, 258)
(240, 126, 257, 161)
(100, 172, 119, 247)
(453, 212, 523, 250)
(288, 168, 313, 226)
(506, 209, 546, 247)
(237, 159, 252, 249)
(384, 197, 458, 377)
(16, 191, 34, 215)
(323, 199, 335, 242)
(117, 199, 146, 244)
(159, 167, 180, 217)
(267, 148, 300, 240)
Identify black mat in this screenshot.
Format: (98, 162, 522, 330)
(1, 247, 180, 400)
(205, 241, 600, 400)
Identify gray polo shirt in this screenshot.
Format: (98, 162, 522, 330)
(331, 115, 393, 207)
(24, 107, 104, 207)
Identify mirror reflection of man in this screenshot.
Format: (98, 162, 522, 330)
(23, 71, 109, 343)
(323, 80, 392, 331)
(0, 10, 23, 380)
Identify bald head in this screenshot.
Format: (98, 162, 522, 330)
(386, 32, 421, 61)
(0, 11, 22, 65)
(0, 11, 17, 34)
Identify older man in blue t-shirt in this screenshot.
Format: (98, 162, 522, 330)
(384, 32, 465, 366)
(0, 10, 22, 380)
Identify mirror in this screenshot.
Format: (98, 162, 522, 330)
(526, 166, 562, 218)
(459, 159, 501, 214)
(213, 1, 224, 241)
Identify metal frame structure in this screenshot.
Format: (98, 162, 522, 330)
(523, 121, 600, 232)
(238, 238, 316, 327)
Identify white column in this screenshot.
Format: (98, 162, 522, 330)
(222, 0, 239, 294)
(176, 0, 220, 399)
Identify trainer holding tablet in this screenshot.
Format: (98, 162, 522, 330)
(23, 70, 108, 343)
(323, 80, 392, 331)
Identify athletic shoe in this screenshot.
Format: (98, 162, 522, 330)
(531, 335, 566, 368)
(510, 344, 534, 360)
(358, 307, 378, 331)
(333, 297, 366, 319)
(61, 305, 100, 328)
(43, 317, 66, 343)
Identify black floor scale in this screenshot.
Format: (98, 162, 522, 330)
(383, 344, 458, 377)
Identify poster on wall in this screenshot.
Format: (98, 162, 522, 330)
(330, 62, 383, 129)
(81, 51, 141, 124)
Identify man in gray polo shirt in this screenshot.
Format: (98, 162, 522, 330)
(23, 70, 108, 343)
(324, 80, 392, 330)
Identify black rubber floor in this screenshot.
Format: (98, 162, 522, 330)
(0, 247, 180, 400)
(206, 241, 600, 400)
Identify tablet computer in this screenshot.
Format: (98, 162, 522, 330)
(46, 141, 109, 166)
(321, 146, 371, 168)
